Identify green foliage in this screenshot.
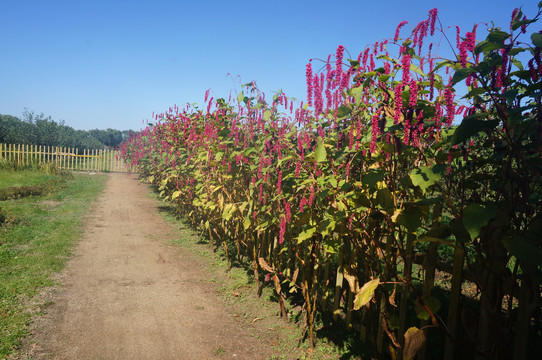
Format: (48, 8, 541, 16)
(121, 4, 542, 359)
(0, 110, 136, 150)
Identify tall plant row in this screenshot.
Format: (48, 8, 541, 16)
(121, 5, 542, 359)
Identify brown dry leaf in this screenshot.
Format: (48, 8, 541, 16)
(403, 327, 426, 360)
(258, 257, 275, 273)
(343, 266, 360, 294)
(291, 267, 299, 284)
(273, 275, 282, 295)
(389, 286, 397, 308)
(382, 315, 401, 348)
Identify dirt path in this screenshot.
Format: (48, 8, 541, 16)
(20, 173, 280, 360)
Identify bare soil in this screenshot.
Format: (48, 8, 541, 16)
(14, 173, 295, 360)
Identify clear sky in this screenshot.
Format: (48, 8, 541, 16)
(0, 0, 539, 131)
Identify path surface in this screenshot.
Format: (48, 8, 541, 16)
(22, 173, 276, 360)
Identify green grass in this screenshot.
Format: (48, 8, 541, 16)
(0, 171, 107, 358)
(0, 169, 60, 190)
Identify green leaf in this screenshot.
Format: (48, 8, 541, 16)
(222, 203, 236, 221)
(451, 116, 499, 145)
(348, 86, 363, 103)
(452, 67, 475, 86)
(237, 92, 244, 103)
(263, 109, 272, 121)
(410, 166, 442, 193)
(353, 278, 380, 310)
(532, 33, 542, 49)
(376, 188, 394, 213)
(462, 204, 496, 240)
(474, 40, 505, 55)
(414, 295, 441, 321)
(502, 235, 542, 268)
(362, 170, 386, 188)
(512, 18, 536, 31)
(297, 227, 316, 244)
(243, 217, 251, 230)
(487, 30, 510, 44)
(171, 190, 182, 200)
(315, 137, 327, 163)
(336, 104, 351, 118)
(403, 327, 426, 360)
(395, 206, 425, 233)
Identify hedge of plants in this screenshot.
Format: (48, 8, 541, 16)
(121, 5, 542, 359)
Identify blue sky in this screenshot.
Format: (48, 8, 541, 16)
(0, 0, 539, 131)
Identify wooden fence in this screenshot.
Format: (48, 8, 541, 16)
(0, 143, 127, 172)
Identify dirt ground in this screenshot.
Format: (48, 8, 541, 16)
(14, 173, 294, 360)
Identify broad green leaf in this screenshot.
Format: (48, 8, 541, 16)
(297, 227, 316, 244)
(243, 217, 251, 230)
(487, 30, 510, 44)
(362, 170, 386, 188)
(222, 203, 236, 221)
(171, 190, 182, 200)
(414, 295, 441, 321)
(353, 278, 380, 310)
(376, 188, 394, 213)
(502, 235, 542, 268)
(263, 109, 272, 121)
(410, 166, 442, 193)
(451, 116, 499, 145)
(348, 86, 363, 103)
(395, 206, 425, 233)
(315, 137, 327, 163)
(474, 40, 505, 55)
(452, 67, 475, 86)
(336, 104, 351, 118)
(532, 33, 542, 49)
(237, 91, 244, 103)
(462, 203, 496, 240)
(403, 327, 426, 360)
(512, 18, 536, 31)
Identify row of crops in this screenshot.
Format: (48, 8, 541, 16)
(121, 6, 542, 359)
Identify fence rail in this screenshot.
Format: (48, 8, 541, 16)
(0, 143, 127, 172)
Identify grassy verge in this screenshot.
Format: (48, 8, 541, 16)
(0, 171, 107, 358)
(153, 197, 362, 360)
(0, 169, 60, 190)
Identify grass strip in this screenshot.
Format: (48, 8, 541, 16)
(0, 172, 107, 358)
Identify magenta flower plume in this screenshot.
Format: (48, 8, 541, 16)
(394, 83, 404, 124)
(336, 45, 345, 74)
(279, 216, 286, 244)
(401, 54, 411, 84)
(394, 21, 408, 42)
(306, 62, 313, 107)
(459, 41, 468, 68)
(409, 80, 418, 107)
(455, 26, 461, 48)
(429, 8, 438, 36)
(444, 87, 455, 126)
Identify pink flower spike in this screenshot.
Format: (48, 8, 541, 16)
(429, 8, 438, 36)
(394, 21, 408, 42)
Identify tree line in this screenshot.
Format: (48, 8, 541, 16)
(0, 109, 137, 150)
